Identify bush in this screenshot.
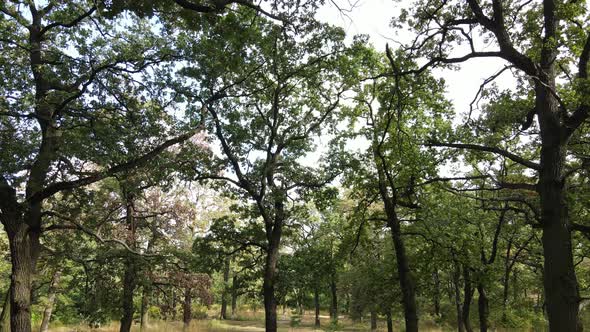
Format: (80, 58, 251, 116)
(192, 304, 208, 320)
(290, 314, 301, 327)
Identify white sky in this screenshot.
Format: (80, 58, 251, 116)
(316, 0, 516, 122)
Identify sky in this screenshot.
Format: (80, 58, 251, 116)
(309, 0, 518, 174)
(316, 0, 516, 122)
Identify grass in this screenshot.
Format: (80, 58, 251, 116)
(46, 315, 449, 332)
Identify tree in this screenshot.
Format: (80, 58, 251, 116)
(343, 43, 452, 332)
(177, 9, 351, 331)
(0, 2, 202, 330)
(393, 1, 590, 329)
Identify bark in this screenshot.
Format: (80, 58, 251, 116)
(220, 259, 230, 320)
(386, 310, 393, 332)
(314, 288, 320, 327)
(140, 286, 150, 331)
(477, 283, 489, 332)
(171, 289, 177, 321)
(370, 310, 377, 331)
(501, 237, 513, 321)
(183, 288, 192, 330)
(452, 262, 464, 332)
(433, 269, 441, 317)
(535, 50, 581, 332)
(461, 267, 474, 332)
(386, 215, 418, 332)
(5, 8, 57, 330)
(9, 226, 41, 332)
(262, 201, 284, 332)
(119, 257, 137, 332)
(375, 158, 418, 332)
(119, 191, 137, 332)
(330, 276, 338, 322)
(0, 289, 10, 332)
(39, 269, 62, 332)
(262, 245, 279, 332)
(231, 276, 238, 319)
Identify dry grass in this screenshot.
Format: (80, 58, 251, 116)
(46, 312, 448, 332)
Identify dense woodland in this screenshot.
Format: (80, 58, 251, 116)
(0, 0, 589, 331)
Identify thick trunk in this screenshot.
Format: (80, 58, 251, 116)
(477, 283, 489, 332)
(0, 289, 10, 332)
(263, 245, 279, 332)
(220, 259, 230, 320)
(535, 62, 580, 329)
(119, 257, 137, 332)
(461, 267, 473, 332)
(9, 225, 40, 332)
(140, 286, 150, 331)
(314, 288, 320, 327)
(39, 269, 62, 332)
(330, 276, 338, 322)
(183, 288, 192, 330)
(386, 310, 393, 332)
(370, 310, 377, 331)
(262, 201, 283, 332)
(387, 218, 418, 332)
(375, 161, 418, 332)
(231, 276, 238, 319)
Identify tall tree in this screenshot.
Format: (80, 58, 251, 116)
(394, 1, 590, 329)
(0, 2, 202, 330)
(344, 44, 452, 332)
(178, 10, 351, 331)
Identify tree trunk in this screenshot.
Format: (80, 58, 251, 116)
(119, 192, 137, 332)
(263, 244, 279, 332)
(477, 283, 489, 332)
(386, 310, 393, 332)
(9, 225, 41, 332)
(140, 286, 150, 331)
(220, 259, 230, 320)
(119, 257, 137, 332)
(314, 288, 320, 327)
(183, 288, 192, 330)
(375, 160, 418, 332)
(433, 269, 441, 317)
(39, 269, 62, 332)
(461, 267, 473, 332)
(501, 238, 513, 321)
(370, 310, 377, 331)
(262, 201, 283, 332)
(535, 55, 580, 329)
(386, 217, 418, 332)
(0, 289, 10, 332)
(172, 289, 177, 321)
(330, 276, 337, 322)
(231, 276, 238, 319)
(452, 262, 464, 332)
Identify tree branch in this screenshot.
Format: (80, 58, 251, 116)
(28, 129, 198, 203)
(425, 141, 540, 170)
(39, 6, 97, 35)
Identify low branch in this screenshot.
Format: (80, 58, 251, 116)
(43, 211, 159, 257)
(28, 129, 198, 203)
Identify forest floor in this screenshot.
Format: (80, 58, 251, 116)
(46, 313, 445, 331)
